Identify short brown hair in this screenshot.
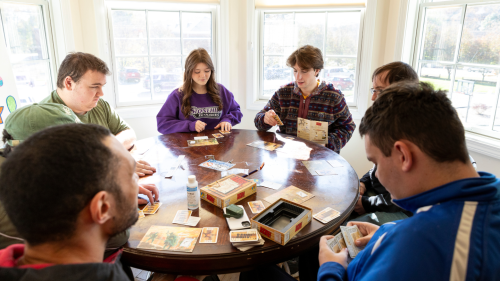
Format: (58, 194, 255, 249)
(57, 52, 110, 89)
(359, 82, 469, 164)
(372, 61, 418, 84)
(286, 45, 324, 77)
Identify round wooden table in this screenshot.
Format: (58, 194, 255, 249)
(124, 129, 359, 275)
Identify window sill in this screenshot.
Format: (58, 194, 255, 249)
(466, 132, 500, 160)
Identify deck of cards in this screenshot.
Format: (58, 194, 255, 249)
(248, 201, 265, 213)
(142, 202, 162, 215)
(313, 207, 340, 224)
(230, 229, 265, 251)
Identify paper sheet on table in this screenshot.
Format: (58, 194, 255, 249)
(263, 185, 314, 204)
(302, 160, 335, 176)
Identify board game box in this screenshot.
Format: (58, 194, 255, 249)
(250, 199, 312, 246)
(200, 175, 257, 208)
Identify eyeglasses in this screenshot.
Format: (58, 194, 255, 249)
(370, 88, 382, 95)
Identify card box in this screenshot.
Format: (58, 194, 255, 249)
(250, 199, 312, 246)
(200, 175, 257, 209)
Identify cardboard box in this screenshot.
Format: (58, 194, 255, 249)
(200, 175, 257, 209)
(250, 199, 312, 246)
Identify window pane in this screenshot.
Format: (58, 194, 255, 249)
(111, 10, 148, 55)
(2, 3, 49, 61)
(149, 12, 181, 55)
(420, 7, 462, 62)
(12, 61, 52, 107)
(151, 57, 183, 99)
(182, 13, 211, 54)
(116, 57, 150, 102)
(324, 58, 356, 103)
(326, 12, 360, 56)
(263, 13, 294, 55)
(263, 56, 290, 96)
(454, 66, 498, 129)
(418, 62, 453, 92)
(295, 13, 325, 51)
(458, 4, 500, 65)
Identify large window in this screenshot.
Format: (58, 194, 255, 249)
(413, 1, 500, 138)
(258, 9, 363, 104)
(0, 0, 56, 107)
(108, 5, 216, 106)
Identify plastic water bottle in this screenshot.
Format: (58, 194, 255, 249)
(187, 175, 200, 210)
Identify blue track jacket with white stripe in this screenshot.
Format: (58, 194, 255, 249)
(318, 172, 500, 281)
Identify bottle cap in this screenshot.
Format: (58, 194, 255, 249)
(188, 175, 196, 184)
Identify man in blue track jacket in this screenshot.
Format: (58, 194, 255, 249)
(317, 82, 500, 281)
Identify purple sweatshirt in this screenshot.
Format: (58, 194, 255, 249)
(157, 83, 242, 134)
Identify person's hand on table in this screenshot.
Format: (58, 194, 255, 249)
(359, 182, 366, 195)
(263, 110, 278, 126)
(135, 160, 156, 177)
(195, 120, 207, 132)
(346, 221, 379, 247)
(318, 235, 348, 269)
(215, 121, 232, 132)
(354, 195, 366, 215)
(138, 183, 159, 205)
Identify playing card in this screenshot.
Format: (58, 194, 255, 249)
(199, 227, 219, 243)
(273, 114, 284, 126)
(284, 137, 295, 140)
(230, 229, 259, 242)
(187, 138, 219, 147)
(251, 179, 262, 186)
(172, 210, 192, 224)
(248, 201, 266, 213)
(184, 216, 201, 226)
(316, 169, 337, 176)
(199, 159, 235, 171)
(340, 225, 364, 258)
(327, 232, 347, 253)
(212, 133, 224, 138)
(260, 181, 282, 190)
(142, 202, 162, 215)
(313, 207, 340, 224)
(220, 130, 231, 134)
(138, 209, 145, 218)
(327, 160, 344, 168)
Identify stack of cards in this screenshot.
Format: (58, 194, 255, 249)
(327, 232, 347, 253)
(142, 202, 162, 215)
(220, 130, 231, 134)
(273, 115, 284, 126)
(340, 225, 364, 258)
(172, 210, 201, 226)
(230, 229, 265, 251)
(313, 207, 340, 224)
(212, 133, 224, 138)
(199, 227, 219, 243)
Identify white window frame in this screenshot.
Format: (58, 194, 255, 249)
(256, 8, 364, 106)
(246, 0, 377, 120)
(106, 1, 219, 108)
(0, 0, 59, 101)
(399, 0, 500, 159)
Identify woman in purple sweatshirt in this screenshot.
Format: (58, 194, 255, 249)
(157, 48, 242, 134)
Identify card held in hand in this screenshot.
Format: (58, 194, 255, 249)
(340, 225, 364, 258)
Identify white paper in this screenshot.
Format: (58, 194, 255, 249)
(261, 181, 282, 190)
(184, 216, 201, 226)
(297, 191, 307, 198)
(194, 136, 209, 140)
